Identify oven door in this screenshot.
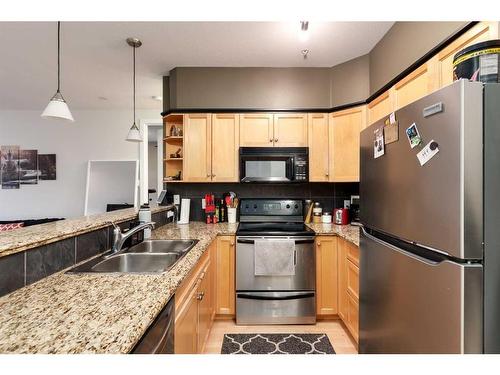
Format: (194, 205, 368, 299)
(240, 152, 294, 183)
(236, 236, 315, 291)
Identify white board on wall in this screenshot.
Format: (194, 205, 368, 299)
(84, 160, 138, 216)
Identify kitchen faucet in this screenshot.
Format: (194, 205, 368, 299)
(108, 221, 155, 255)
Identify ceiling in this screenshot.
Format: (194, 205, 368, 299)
(0, 22, 393, 110)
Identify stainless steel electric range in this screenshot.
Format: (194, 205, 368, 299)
(235, 199, 316, 325)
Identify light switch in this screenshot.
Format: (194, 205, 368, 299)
(173, 194, 180, 205)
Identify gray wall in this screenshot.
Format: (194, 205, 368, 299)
(330, 54, 370, 106)
(369, 21, 468, 94)
(169, 67, 332, 109)
(164, 22, 470, 110)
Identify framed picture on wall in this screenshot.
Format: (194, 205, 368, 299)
(1, 145, 20, 189)
(38, 154, 56, 180)
(19, 149, 38, 184)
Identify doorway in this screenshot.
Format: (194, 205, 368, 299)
(139, 119, 163, 206)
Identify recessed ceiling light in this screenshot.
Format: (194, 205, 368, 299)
(152, 95, 163, 101)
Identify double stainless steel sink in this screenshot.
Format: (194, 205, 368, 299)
(69, 239, 198, 274)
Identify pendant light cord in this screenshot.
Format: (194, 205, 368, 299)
(133, 42, 136, 125)
(57, 21, 61, 93)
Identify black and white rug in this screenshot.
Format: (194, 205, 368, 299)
(221, 333, 335, 354)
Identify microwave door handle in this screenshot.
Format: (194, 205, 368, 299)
(288, 157, 295, 181)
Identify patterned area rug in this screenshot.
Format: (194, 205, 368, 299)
(221, 333, 335, 354)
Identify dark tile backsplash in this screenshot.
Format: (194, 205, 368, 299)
(0, 210, 173, 298)
(76, 228, 108, 263)
(165, 182, 359, 221)
(0, 252, 25, 297)
(26, 238, 75, 285)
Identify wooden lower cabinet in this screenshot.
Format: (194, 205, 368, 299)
(346, 293, 359, 343)
(174, 279, 200, 354)
(215, 236, 236, 316)
(315, 236, 338, 317)
(337, 238, 348, 321)
(174, 240, 216, 354)
(337, 237, 360, 343)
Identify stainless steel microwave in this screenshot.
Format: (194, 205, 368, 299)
(239, 147, 309, 183)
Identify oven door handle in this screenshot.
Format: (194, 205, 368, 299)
(237, 238, 314, 245)
(236, 292, 315, 301)
(237, 238, 255, 244)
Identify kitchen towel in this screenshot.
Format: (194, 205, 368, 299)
(254, 239, 295, 276)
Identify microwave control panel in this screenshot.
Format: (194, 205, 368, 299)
(294, 156, 308, 181)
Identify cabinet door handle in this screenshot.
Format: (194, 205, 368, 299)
(269, 139, 273, 143)
(206, 174, 210, 178)
(197, 291, 205, 301)
(230, 242, 235, 246)
(212, 174, 216, 178)
(317, 241, 321, 246)
(325, 173, 329, 177)
(274, 138, 278, 142)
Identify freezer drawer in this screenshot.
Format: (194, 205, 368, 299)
(359, 228, 483, 354)
(236, 291, 316, 325)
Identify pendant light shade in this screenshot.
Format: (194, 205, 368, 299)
(125, 37, 142, 142)
(41, 22, 74, 122)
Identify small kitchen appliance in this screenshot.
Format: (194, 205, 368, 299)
(333, 208, 349, 225)
(239, 147, 308, 183)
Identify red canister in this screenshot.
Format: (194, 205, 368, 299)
(333, 208, 349, 225)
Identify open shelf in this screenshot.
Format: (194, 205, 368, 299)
(163, 114, 184, 183)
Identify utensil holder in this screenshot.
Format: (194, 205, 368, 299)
(227, 207, 237, 223)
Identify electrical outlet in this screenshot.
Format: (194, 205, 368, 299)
(167, 211, 174, 218)
(344, 200, 350, 209)
(173, 194, 180, 205)
(201, 198, 206, 209)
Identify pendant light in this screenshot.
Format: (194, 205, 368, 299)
(41, 21, 74, 122)
(125, 37, 143, 142)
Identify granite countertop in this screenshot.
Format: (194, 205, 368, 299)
(0, 206, 169, 258)
(0, 222, 237, 354)
(306, 223, 360, 246)
(0, 221, 357, 354)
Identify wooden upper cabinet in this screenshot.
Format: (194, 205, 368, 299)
(239, 114, 274, 147)
(315, 236, 338, 317)
(437, 22, 499, 88)
(215, 236, 236, 316)
(394, 64, 432, 110)
(273, 113, 308, 147)
(329, 106, 365, 182)
(211, 114, 240, 182)
(308, 113, 330, 182)
(184, 114, 212, 182)
(367, 90, 394, 125)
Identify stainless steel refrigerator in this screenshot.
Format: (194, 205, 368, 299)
(359, 80, 500, 354)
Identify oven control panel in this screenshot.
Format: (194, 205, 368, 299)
(239, 199, 303, 216)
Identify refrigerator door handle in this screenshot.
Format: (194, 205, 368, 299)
(362, 227, 439, 266)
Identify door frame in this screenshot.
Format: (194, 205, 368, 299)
(139, 118, 163, 205)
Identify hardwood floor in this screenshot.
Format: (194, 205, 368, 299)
(203, 318, 358, 354)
